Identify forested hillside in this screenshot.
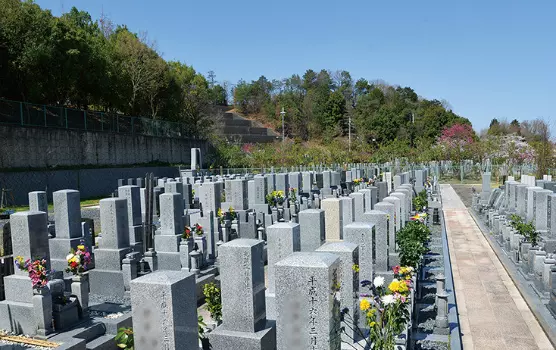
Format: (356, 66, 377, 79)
(233, 73, 471, 146)
(0, 0, 471, 153)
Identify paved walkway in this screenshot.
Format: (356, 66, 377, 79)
(441, 184, 554, 350)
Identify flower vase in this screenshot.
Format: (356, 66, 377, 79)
(277, 203, 284, 222)
(222, 219, 231, 242)
(33, 286, 53, 336)
(194, 235, 208, 267)
(71, 273, 89, 313)
(180, 238, 194, 270)
(231, 219, 240, 239)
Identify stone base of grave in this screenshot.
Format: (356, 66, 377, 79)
(94, 248, 130, 270)
(389, 252, 400, 268)
(3, 275, 33, 303)
(208, 321, 276, 350)
(53, 299, 80, 331)
(156, 251, 182, 271)
(548, 292, 556, 317)
(89, 270, 126, 298)
(543, 239, 556, 254)
(0, 301, 37, 335)
(265, 291, 276, 320)
(532, 278, 550, 301)
(376, 270, 395, 285)
(154, 234, 181, 252)
(251, 204, 270, 215)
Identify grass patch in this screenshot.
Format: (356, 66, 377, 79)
(2, 197, 102, 213)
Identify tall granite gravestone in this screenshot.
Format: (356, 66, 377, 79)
(349, 192, 365, 222)
(339, 196, 354, 231)
(301, 172, 313, 196)
(50, 190, 83, 277)
(0, 211, 53, 336)
(375, 202, 397, 266)
(289, 172, 302, 192)
(298, 209, 325, 252)
(358, 189, 372, 212)
(393, 175, 401, 191)
(516, 184, 528, 217)
(344, 222, 375, 285)
(209, 239, 276, 349)
(376, 182, 388, 202)
(266, 223, 301, 320)
(275, 173, 289, 194)
(321, 198, 343, 241)
(131, 271, 198, 350)
(230, 178, 249, 210)
(526, 187, 543, 223)
(199, 182, 221, 219)
(118, 186, 143, 255)
(481, 172, 492, 201)
(89, 198, 131, 298)
(275, 252, 341, 350)
(252, 176, 269, 213)
(265, 173, 276, 195)
(155, 193, 184, 271)
(363, 210, 389, 272)
(415, 170, 425, 193)
(315, 242, 359, 345)
(28, 191, 48, 213)
(321, 170, 332, 196)
(534, 190, 552, 231)
(383, 196, 402, 232)
(384, 172, 393, 194)
(549, 194, 556, 238)
(390, 192, 407, 228)
(368, 186, 379, 210)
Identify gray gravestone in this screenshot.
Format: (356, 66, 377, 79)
(315, 242, 359, 345)
(344, 222, 375, 285)
(298, 209, 325, 252)
(130, 271, 198, 350)
(28, 191, 48, 213)
(209, 239, 276, 349)
(362, 210, 389, 272)
(266, 222, 301, 320)
(275, 252, 341, 350)
(118, 185, 143, 253)
(349, 192, 365, 222)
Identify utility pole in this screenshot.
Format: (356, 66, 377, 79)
(280, 107, 286, 143)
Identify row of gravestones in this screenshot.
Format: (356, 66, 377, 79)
(0, 165, 427, 349)
(128, 174, 425, 350)
(473, 173, 556, 319)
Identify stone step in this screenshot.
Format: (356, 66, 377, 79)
(85, 334, 117, 350)
(49, 321, 106, 343)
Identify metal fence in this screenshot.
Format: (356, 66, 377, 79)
(0, 98, 199, 139)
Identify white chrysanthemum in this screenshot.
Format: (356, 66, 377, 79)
(381, 294, 395, 305)
(66, 254, 74, 261)
(373, 276, 385, 288)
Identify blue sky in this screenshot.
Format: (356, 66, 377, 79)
(36, 0, 556, 134)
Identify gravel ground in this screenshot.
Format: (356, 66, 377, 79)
(450, 184, 475, 208)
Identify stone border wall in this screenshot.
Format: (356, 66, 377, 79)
(0, 125, 209, 169)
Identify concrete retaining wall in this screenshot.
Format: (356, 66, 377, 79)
(0, 125, 209, 169)
(0, 166, 179, 205)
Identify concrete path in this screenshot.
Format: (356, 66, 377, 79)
(441, 184, 554, 350)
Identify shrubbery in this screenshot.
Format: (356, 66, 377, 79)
(396, 221, 430, 268)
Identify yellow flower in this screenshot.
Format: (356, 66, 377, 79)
(370, 321, 376, 327)
(399, 282, 408, 293)
(360, 299, 370, 311)
(405, 275, 411, 280)
(388, 279, 400, 293)
(77, 245, 85, 251)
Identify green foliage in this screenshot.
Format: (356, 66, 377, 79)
(115, 327, 134, 349)
(412, 190, 427, 212)
(203, 282, 222, 322)
(0, 0, 225, 136)
(198, 316, 207, 340)
(510, 215, 539, 247)
(396, 221, 430, 268)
